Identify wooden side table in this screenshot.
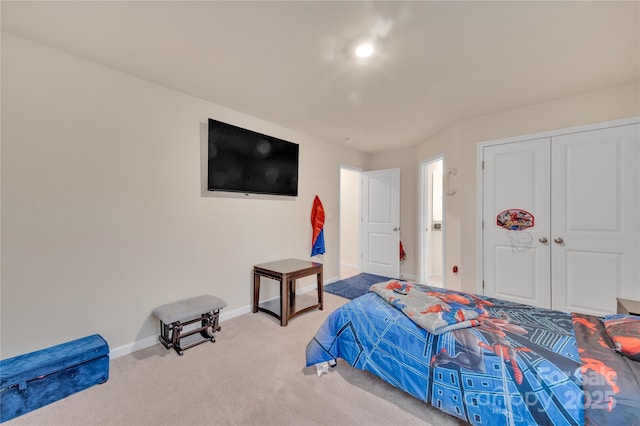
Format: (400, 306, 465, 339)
(253, 259, 323, 326)
(617, 298, 640, 316)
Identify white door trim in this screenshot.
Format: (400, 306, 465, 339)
(419, 155, 446, 286)
(339, 163, 362, 278)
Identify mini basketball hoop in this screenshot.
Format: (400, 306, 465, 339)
(497, 209, 534, 231)
(507, 230, 533, 253)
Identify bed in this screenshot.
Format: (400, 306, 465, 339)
(306, 280, 640, 425)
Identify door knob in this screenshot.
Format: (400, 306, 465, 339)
(393, 227, 399, 231)
(554, 237, 564, 244)
(539, 237, 548, 244)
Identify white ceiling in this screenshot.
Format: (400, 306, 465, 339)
(2, 1, 638, 153)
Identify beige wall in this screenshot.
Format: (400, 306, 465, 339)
(1, 33, 367, 358)
(374, 82, 639, 293)
(2, 32, 638, 359)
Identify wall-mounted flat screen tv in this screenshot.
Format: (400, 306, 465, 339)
(207, 119, 299, 196)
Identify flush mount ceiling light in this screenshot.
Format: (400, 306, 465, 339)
(345, 35, 379, 60)
(354, 42, 374, 58)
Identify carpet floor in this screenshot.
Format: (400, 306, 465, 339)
(4, 293, 465, 426)
(323, 273, 393, 299)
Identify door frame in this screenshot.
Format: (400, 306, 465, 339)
(339, 163, 362, 278)
(418, 155, 446, 286)
(476, 116, 640, 296)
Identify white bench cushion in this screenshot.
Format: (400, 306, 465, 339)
(153, 295, 227, 324)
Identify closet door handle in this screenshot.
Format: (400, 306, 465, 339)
(539, 237, 548, 244)
(554, 237, 564, 244)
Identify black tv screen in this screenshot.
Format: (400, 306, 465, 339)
(207, 119, 299, 196)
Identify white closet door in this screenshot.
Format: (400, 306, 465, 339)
(551, 124, 640, 315)
(482, 138, 551, 308)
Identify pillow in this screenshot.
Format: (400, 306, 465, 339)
(601, 314, 640, 362)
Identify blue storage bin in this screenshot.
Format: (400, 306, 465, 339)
(0, 334, 109, 422)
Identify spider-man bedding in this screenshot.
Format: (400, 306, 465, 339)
(305, 280, 640, 425)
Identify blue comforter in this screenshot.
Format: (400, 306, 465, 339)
(306, 287, 584, 425)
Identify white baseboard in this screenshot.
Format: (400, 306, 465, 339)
(109, 278, 339, 359)
(109, 335, 159, 359)
(324, 275, 339, 285)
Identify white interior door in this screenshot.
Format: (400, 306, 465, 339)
(361, 168, 400, 278)
(551, 124, 640, 315)
(482, 138, 551, 308)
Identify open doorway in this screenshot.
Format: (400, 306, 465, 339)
(339, 165, 361, 279)
(419, 156, 445, 287)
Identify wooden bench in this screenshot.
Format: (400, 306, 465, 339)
(152, 295, 226, 355)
